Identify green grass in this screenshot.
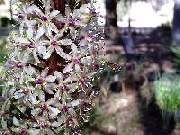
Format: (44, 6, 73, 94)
(154, 74, 180, 113)
(0, 38, 8, 64)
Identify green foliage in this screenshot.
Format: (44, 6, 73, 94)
(0, 38, 8, 65)
(0, 38, 8, 97)
(171, 46, 180, 69)
(154, 74, 180, 112)
(0, 17, 10, 27)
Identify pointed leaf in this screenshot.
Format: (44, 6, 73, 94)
(37, 45, 46, 56)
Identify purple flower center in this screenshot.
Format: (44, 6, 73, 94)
(90, 9, 97, 16)
(74, 59, 80, 64)
(20, 128, 27, 135)
(39, 121, 47, 128)
(79, 78, 85, 85)
(68, 18, 76, 27)
(2, 129, 9, 135)
(35, 79, 43, 84)
(81, 101, 91, 112)
(67, 118, 74, 127)
(61, 106, 68, 113)
(41, 16, 48, 21)
(59, 85, 66, 91)
(16, 63, 23, 68)
(40, 104, 48, 111)
(52, 31, 56, 36)
(28, 43, 34, 48)
(51, 41, 57, 46)
(92, 63, 99, 70)
(18, 14, 24, 20)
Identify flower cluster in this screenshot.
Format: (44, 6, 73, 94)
(1, 0, 104, 134)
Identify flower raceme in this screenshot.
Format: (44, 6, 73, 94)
(1, 0, 104, 135)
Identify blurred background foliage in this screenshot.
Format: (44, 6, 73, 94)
(0, 38, 8, 64)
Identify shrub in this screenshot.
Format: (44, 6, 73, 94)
(0, 17, 10, 27)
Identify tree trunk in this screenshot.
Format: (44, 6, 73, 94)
(9, 0, 13, 21)
(105, 0, 118, 40)
(172, 0, 180, 45)
(51, 0, 65, 14)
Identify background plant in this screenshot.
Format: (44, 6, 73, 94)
(154, 73, 180, 113)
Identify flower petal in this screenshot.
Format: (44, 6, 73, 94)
(63, 63, 73, 73)
(15, 37, 29, 44)
(61, 39, 72, 45)
(49, 107, 60, 118)
(24, 65, 36, 75)
(37, 45, 46, 56)
(75, 64, 81, 72)
(45, 75, 56, 82)
(54, 71, 63, 81)
(41, 68, 49, 77)
(26, 20, 36, 38)
(44, 0, 51, 14)
(65, 6, 71, 18)
(44, 47, 54, 59)
(38, 91, 45, 102)
(27, 5, 43, 15)
(29, 95, 38, 105)
(52, 117, 65, 127)
(13, 91, 24, 99)
(35, 26, 45, 40)
(55, 46, 71, 60)
(45, 88, 54, 95)
(70, 99, 80, 107)
(33, 49, 40, 63)
(50, 10, 60, 18)
(45, 83, 55, 91)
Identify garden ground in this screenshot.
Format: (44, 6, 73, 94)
(88, 28, 180, 135)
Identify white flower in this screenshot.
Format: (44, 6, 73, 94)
(17, 5, 37, 37)
(48, 106, 60, 118)
(29, 1, 60, 39)
(63, 45, 85, 73)
(41, 35, 72, 60)
(13, 34, 44, 64)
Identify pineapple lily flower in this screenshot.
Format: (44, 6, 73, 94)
(1, 0, 105, 134)
(31, 1, 60, 39)
(41, 34, 73, 60)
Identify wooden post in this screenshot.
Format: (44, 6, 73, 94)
(105, 0, 118, 40)
(172, 0, 180, 45)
